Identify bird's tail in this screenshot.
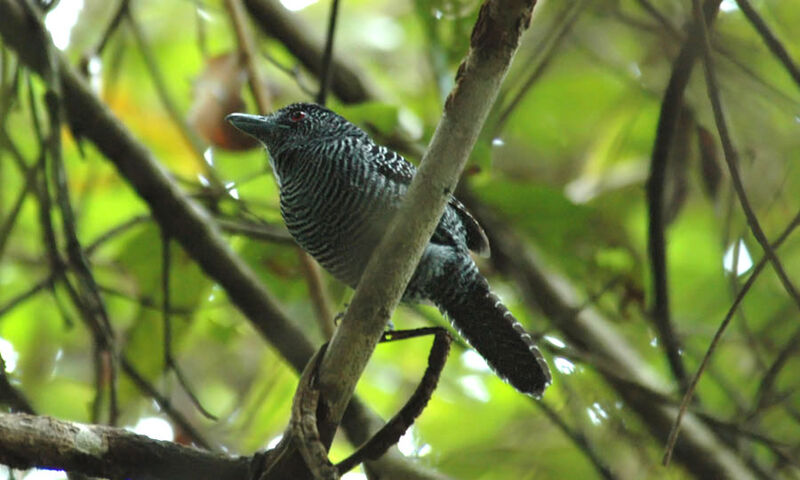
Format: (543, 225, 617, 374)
(434, 264, 552, 397)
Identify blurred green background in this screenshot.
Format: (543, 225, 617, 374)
(1, 0, 799, 479)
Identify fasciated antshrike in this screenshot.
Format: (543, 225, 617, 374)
(227, 103, 551, 396)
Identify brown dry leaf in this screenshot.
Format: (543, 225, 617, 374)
(188, 52, 259, 151)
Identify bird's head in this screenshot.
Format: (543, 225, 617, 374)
(226, 102, 365, 156)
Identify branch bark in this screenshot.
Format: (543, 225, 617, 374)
(315, 0, 540, 445)
(0, 413, 249, 480)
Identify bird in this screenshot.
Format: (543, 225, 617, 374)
(226, 102, 551, 397)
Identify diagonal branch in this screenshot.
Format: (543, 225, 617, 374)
(119, 357, 215, 451)
(734, 0, 800, 90)
(493, 0, 586, 135)
(315, 0, 541, 446)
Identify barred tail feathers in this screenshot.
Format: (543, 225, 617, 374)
(439, 276, 552, 397)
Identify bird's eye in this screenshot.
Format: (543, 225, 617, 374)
(289, 111, 306, 123)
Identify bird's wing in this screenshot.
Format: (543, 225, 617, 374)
(372, 145, 490, 256)
(447, 196, 490, 257)
(371, 144, 417, 185)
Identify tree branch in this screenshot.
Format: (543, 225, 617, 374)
(0, 413, 249, 480)
(316, 0, 541, 445)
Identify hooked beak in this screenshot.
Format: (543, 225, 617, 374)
(225, 113, 286, 139)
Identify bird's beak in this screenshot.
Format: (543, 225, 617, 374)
(225, 113, 286, 139)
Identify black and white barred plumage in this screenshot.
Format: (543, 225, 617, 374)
(227, 103, 551, 396)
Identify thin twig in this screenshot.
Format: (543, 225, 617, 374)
(85, 214, 151, 254)
(5, 215, 150, 318)
(242, 0, 373, 104)
(160, 230, 218, 421)
(734, 0, 800, 89)
(124, 6, 217, 181)
(316, 0, 341, 105)
(215, 217, 293, 244)
(161, 229, 173, 367)
(48, 92, 121, 425)
(695, 412, 798, 470)
(605, 366, 792, 475)
(225, 0, 271, 112)
(297, 251, 335, 338)
(336, 328, 452, 474)
(98, 284, 193, 314)
(260, 51, 316, 97)
(635, 0, 681, 38)
(90, 0, 130, 59)
(0, 276, 53, 317)
(631, 0, 800, 111)
(535, 401, 617, 480)
(42, 63, 121, 426)
(752, 325, 800, 417)
(120, 357, 216, 451)
(0, 139, 38, 263)
(494, 0, 585, 134)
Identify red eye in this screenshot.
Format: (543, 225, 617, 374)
(289, 111, 306, 122)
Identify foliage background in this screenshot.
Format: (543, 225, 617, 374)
(1, 0, 799, 479)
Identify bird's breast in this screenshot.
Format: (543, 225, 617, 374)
(277, 158, 396, 288)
